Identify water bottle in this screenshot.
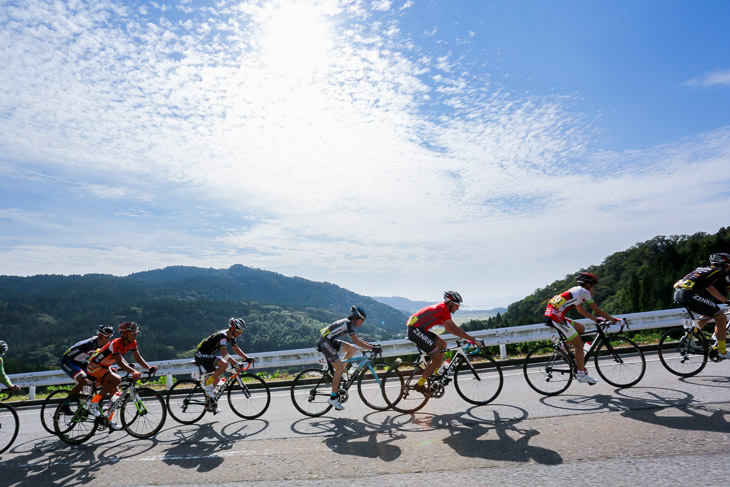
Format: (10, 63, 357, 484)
(583, 342, 591, 353)
(110, 391, 121, 404)
(437, 359, 450, 376)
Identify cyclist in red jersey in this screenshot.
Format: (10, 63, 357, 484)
(85, 321, 157, 429)
(407, 291, 482, 395)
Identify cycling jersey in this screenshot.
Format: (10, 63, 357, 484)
(196, 331, 236, 355)
(674, 266, 728, 293)
(320, 318, 356, 341)
(545, 286, 593, 322)
(406, 302, 452, 332)
(0, 357, 10, 388)
(63, 336, 102, 366)
(87, 337, 138, 371)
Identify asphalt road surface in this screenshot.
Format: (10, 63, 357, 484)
(1, 353, 729, 486)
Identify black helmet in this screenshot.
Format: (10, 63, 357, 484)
(0, 340, 7, 356)
(444, 291, 463, 304)
(229, 317, 246, 331)
(709, 253, 730, 266)
(576, 272, 598, 285)
(349, 305, 366, 320)
(97, 325, 114, 336)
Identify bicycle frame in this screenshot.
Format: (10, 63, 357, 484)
(335, 351, 382, 392)
(398, 340, 482, 396)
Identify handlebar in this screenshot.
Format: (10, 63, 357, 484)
(121, 369, 158, 385)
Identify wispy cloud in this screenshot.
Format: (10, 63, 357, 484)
(683, 69, 730, 87)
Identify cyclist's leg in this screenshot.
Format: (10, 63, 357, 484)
(682, 290, 726, 353)
(407, 327, 443, 385)
(553, 318, 583, 370)
(61, 358, 91, 396)
(319, 338, 344, 393)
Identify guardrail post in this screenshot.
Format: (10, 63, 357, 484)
(167, 374, 174, 390)
(499, 344, 507, 360)
(29, 385, 36, 400)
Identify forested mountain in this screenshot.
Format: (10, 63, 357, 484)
(492, 227, 730, 328)
(0, 265, 407, 374)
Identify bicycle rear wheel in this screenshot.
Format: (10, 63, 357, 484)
(167, 379, 207, 424)
(53, 394, 98, 445)
(658, 326, 708, 377)
(523, 344, 573, 396)
(228, 373, 271, 419)
(290, 368, 334, 417)
(41, 388, 70, 435)
(381, 362, 429, 414)
(121, 387, 167, 439)
(0, 403, 19, 454)
(454, 355, 503, 405)
(593, 336, 646, 387)
(357, 362, 390, 411)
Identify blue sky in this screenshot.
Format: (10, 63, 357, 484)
(1, 0, 729, 309)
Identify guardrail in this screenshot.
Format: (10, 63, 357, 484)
(5, 307, 692, 399)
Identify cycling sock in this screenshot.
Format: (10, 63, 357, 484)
(330, 392, 338, 398)
(417, 377, 427, 387)
(204, 376, 215, 386)
(719, 340, 726, 354)
(91, 394, 103, 404)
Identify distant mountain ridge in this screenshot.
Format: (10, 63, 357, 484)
(373, 296, 507, 315)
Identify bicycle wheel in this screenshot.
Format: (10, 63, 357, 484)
(523, 344, 574, 396)
(228, 373, 271, 419)
(453, 355, 504, 405)
(290, 368, 334, 417)
(593, 336, 646, 388)
(357, 362, 390, 411)
(658, 326, 708, 377)
(381, 362, 430, 414)
(121, 387, 167, 439)
(0, 403, 19, 454)
(167, 380, 207, 424)
(53, 394, 98, 445)
(41, 388, 70, 435)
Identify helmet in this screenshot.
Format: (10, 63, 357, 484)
(0, 340, 7, 356)
(349, 305, 366, 320)
(709, 253, 730, 266)
(444, 291, 463, 304)
(229, 317, 246, 331)
(97, 325, 114, 336)
(576, 272, 598, 285)
(118, 321, 139, 334)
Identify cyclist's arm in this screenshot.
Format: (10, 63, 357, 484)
(443, 320, 478, 343)
(0, 357, 14, 388)
(707, 285, 730, 304)
(585, 302, 618, 322)
(351, 334, 375, 350)
(114, 353, 137, 374)
(231, 343, 250, 363)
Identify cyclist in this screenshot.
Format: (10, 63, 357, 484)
(0, 341, 21, 394)
(545, 272, 623, 385)
(318, 305, 381, 410)
(673, 253, 730, 359)
(195, 317, 254, 399)
(406, 291, 481, 396)
(85, 321, 158, 430)
(60, 325, 114, 396)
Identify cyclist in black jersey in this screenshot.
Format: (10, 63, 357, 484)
(60, 325, 114, 395)
(317, 305, 381, 410)
(195, 317, 253, 398)
(674, 253, 730, 359)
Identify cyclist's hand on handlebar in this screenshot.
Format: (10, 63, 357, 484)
(148, 365, 158, 375)
(371, 344, 382, 355)
(245, 357, 255, 364)
(11, 384, 20, 393)
(131, 371, 142, 382)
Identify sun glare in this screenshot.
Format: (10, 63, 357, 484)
(260, 3, 334, 77)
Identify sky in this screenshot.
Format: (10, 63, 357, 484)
(1, 0, 730, 309)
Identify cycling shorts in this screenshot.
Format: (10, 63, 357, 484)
(407, 326, 440, 354)
(545, 316, 579, 340)
(317, 337, 344, 364)
(194, 351, 222, 373)
(674, 289, 723, 318)
(60, 357, 87, 382)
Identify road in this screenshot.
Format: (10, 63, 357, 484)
(2, 353, 730, 486)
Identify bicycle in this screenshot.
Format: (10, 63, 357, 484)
(658, 309, 730, 377)
(290, 349, 390, 417)
(166, 361, 270, 424)
(380, 340, 504, 414)
(52, 371, 167, 445)
(523, 318, 646, 396)
(41, 382, 105, 435)
(0, 389, 20, 454)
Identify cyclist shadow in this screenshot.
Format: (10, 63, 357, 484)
(161, 423, 240, 472)
(301, 415, 406, 461)
(434, 407, 562, 465)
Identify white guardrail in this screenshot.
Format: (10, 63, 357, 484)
(7, 307, 692, 399)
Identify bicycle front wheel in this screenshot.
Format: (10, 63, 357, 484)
(593, 336, 646, 387)
(167, 380, 207, 424)
(454, 355, 503, 405)
(357, 362, 390, 411)
(41, 388, 70, 435)
(290, 368, 333, 417)
(53, 394, 98, 445)
(523, 345, 574, 396)
(381, 362, 429, 414)
(121, 387, 167, 439)
(658, 326, 708, 377)
(0, 403, 19, 454)
(228, 373, 271, 419)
